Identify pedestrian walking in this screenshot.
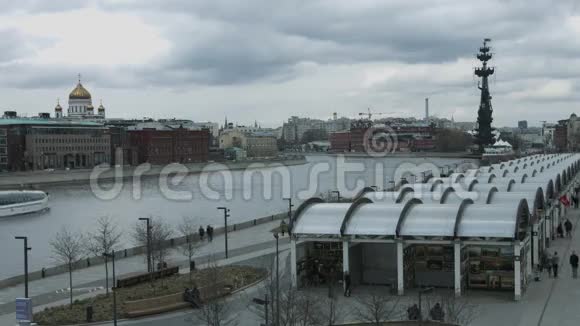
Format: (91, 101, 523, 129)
(207, 225, 213, 242)
(565, 219, 573, 238)
(544, 252, 553, 277)
(198, 226, 205, 240)
(552, 252, 560, 278)
(343, 271, 351, 297)
(557, 223, 564, 238)
(570, 251, 579, 278)
(280, 220, 287, 236)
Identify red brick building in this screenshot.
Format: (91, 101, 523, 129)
(329, 131, 351, 152)
(554, 120, 568, 152)
(128, 127, 209, 164)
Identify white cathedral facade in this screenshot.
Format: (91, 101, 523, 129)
(55, 76, 106, 120)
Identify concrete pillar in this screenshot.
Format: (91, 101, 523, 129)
(342, 240, 350, 292)
(290, 239, 297, 288)
(526, 240, 533, 279)
(514, 242, 522, 301)
(454, 240, 462, 297)
(396, 240, 404, 295)
(532, 223, 539, 268)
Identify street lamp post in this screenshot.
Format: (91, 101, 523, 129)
(14, 236, 31, 298)
(284, 197, 294, 234)
(103, 251, 117, 326)
(138, 218, 152, 273)
(252, 295, 269, 326)
(217, 207, 230, 258)
(273, 232, 280, 326)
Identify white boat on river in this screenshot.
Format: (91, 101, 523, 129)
(0, 190, 49, 217)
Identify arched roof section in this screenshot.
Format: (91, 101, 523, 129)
(290, 197, 325, 233)
(342, 198, 422, 237)
(397, 199, 473, 238)
(457, 199, 530, 240)
(449, 173, 465, 183)
(340, 197, 373, 236)
(490, 178, 516, 191)
(500, 170, 509, 177)
(479, 166, 493, 173)
(422, 185, 456, 204)
(354, 186, 376, 200)
(363, 189, 412, 204)
(400, 182, 442, 194)
(443, 186, 497, 204)
(488, 189, 545, 224)
(512, 181, 554, 201)
(472, 182, 508, 195)
(292, 202, 350, 237)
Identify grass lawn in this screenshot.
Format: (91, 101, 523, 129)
(33, 265, 267, 325)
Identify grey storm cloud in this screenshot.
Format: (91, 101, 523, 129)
(1, 0, 579, 88)
(2, 0, 580, 127)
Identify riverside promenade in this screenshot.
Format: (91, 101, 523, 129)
(0, 219, 289, 324)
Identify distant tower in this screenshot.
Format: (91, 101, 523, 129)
(425, 98, 429, 124)
(333, 112, 337, 120)
(474, 38, 495, 153)
(54, 98, 63, 119)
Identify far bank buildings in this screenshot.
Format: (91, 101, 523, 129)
(0, 78, 210, 171)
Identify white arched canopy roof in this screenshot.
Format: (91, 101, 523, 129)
(397, 199, 472, 238)
(292, 202, 351, 236)
(512, 181, 554, 201)
(443, 187, 498, 204)
(457, 199, 531, 240)
(488, 189, 545, 223)
(342, 199, 421, 237)
(363, 188, 415, 204)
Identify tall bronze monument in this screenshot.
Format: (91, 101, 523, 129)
(474, 38, 495, 153)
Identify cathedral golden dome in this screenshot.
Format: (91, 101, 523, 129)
(69, 82, 91, 100)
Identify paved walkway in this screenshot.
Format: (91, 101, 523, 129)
(0, 219, 289, 320)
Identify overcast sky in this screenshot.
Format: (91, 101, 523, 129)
(1, 0, 579, 127)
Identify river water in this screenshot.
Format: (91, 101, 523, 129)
(0, 155, 475, 278)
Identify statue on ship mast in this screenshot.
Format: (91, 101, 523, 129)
(474, 38, 495, 153)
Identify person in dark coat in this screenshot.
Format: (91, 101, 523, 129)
(198, 226, 205, 240)
(557, 223, 564, 238)
(570, 250, 579, 278)
(407, 304, 420, 320)
(430, 303, 445, 321)
(207, 225, 213, 242)
(552, 251, 560, 278)
(565, 219, 573, 238)
(343, 271, 351, 297)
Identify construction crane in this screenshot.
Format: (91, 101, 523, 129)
(358, 108, 401, 120)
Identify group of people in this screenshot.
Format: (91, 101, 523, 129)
(183, 286, 201, 308)
(198, 225, 214, 242)
(406, 303, 444, 321)
(556, 218, 574, 238)
(541, 250, 579, 278)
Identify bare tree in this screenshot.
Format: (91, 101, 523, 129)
(178, 216, 201, 286)
(133, 216, 173, 271)
(87, 216, 122, 295)
(195, 261, 238, 326)
(353, 291, 400, 326)
(319, 296, 343, 326)
(50, 226, 85, 307)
